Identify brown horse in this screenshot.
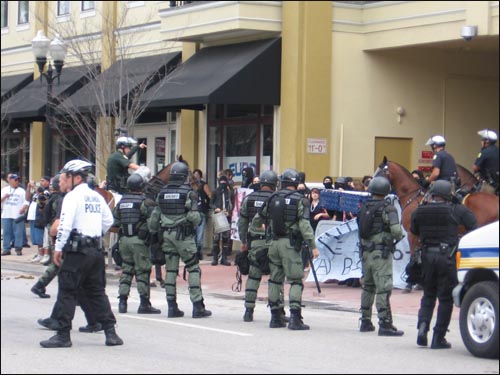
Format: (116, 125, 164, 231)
(374, 157, 424, 255)
(143, 155, 192, 200)
(456, 163, 497, 195)
(375, 157, 499, 254)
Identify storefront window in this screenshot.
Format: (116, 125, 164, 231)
(155, 137, 166, 174)
(207, 104, 273, 189)
(137, 137, 147, 166)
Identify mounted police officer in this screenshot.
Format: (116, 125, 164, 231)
(106, 136, 147, 196)
(148, 162, 211, 319)
(425, 135, 459, 188)
(357, 176, 404, 336)
(238, 170, 287, 323)
(411, 180, 477, 349)
(40, 160, 122, 348)
(114, 173, 161, 315)
(473, 129, 499, 194)
(252, 168, 319, 330)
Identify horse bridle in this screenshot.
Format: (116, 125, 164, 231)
(375, 163, 423, 209)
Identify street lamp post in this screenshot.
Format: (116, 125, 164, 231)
(31, 30, 67, 177)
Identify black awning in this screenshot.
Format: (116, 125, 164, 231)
(3, 65, 99, 121)
(143, 38, 281, 110)
(1, 72, 33, 104)
(68, 52, 181, 113)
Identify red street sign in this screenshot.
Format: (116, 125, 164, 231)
(421, 151, 433, 159)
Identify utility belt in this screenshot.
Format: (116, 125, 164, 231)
(249, 234, 266, 242)
(121, 224, 148, 240)
(161, 223, 195, 241)
(272, 231, 303, 252)
(360, 241, 392, 259)
(64, 231, 103, 256)
(424, 243, 456, 258)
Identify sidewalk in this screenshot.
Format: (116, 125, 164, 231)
(2, 244, 441, 319)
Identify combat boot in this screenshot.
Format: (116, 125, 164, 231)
(167, 299, 185, 318)
(38, 317, 60, 331)
(79, 323, 103, 333)
(211, 247, 219, 266)
(278, 308, 290, 323)
(243, 308, 254, 322)
(137, 296, 161, 314)
(31, 281, 50, 299)
(40, 331, 72, 348)
(118, 295, 127, 313)
(220, 253, 231, 266)
(192, 299, 212, 318)
(359, 319, 375, 332)
(104, 327, 124, 346)
(430, 332, 451, 349)
(417, 322, 428, 346)
(288, 309, 310, 330)
(269, 309, 286, 328)
(378, 321, 404, 336)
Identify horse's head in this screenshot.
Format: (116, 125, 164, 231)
(374, 156, 390, 179)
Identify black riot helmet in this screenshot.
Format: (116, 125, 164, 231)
(280, 168, 299, 189)
(169, 162, 188, 184)
(51, 174, 60, 191)
(259, 170, 278, 190)
(368, 176, 391, 196)
(429, 180, 452, 201)
(127, 173, 145, 191)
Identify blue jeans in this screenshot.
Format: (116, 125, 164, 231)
(2, 218, 25, 251)
(196, 213, 207, 250)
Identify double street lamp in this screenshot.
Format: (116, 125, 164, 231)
(31, 30, 67, 177)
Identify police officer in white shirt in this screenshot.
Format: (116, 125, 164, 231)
(40, 160, 123, 348)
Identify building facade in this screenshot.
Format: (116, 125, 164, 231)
(1, 1, 499, 187)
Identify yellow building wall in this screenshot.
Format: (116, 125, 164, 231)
(279, 1, 332, 181)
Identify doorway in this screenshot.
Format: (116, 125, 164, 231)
(374, 137, 412, 171)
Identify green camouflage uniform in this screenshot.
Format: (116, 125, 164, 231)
(252, 191, 315, 312)
(358, 198, 403, 324)
(148, 188, 202, 304)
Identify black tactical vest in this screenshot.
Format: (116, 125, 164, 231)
(118, 193, 146, 236)
(358, 199, 387, 239)
(414, 203, 455, 246)
(158, 184, 191, 215)
(246, 190, 273, 219)
(268, 190, 301, 236)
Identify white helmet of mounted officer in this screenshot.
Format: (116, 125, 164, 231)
(425, 135, 446, 150)
(116, 136, 137, 150)
(478, 129, 498, 144)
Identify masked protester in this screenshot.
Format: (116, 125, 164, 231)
(210, 175, 234, 266)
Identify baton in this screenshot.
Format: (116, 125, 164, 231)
(304, 242, 321, 294)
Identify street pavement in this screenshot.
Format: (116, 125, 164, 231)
(1, 244, 452, 320)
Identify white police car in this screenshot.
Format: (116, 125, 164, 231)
(453, 220, 499, 359)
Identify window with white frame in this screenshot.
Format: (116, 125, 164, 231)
(1, 1, 8, 28)
(18, 1, 28, 24)
(81, 1, 94, 11)
(57, 1, 70, 16)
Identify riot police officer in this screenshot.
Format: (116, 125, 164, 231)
(238, 170, 287, 322)
(106, 136, 147, 195)
(411, 180, 477, 349)
(148, 162, 211, 319)
(425, 135, 458, 185)
(114, 173, 161, 315)
(40, 160, 122, 348)
(357, 177, 404, 336)
(252, 168, 319, 330)
(473, 129, 499, 194)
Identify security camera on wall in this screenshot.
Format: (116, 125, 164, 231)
(461, 25, 477, 41)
